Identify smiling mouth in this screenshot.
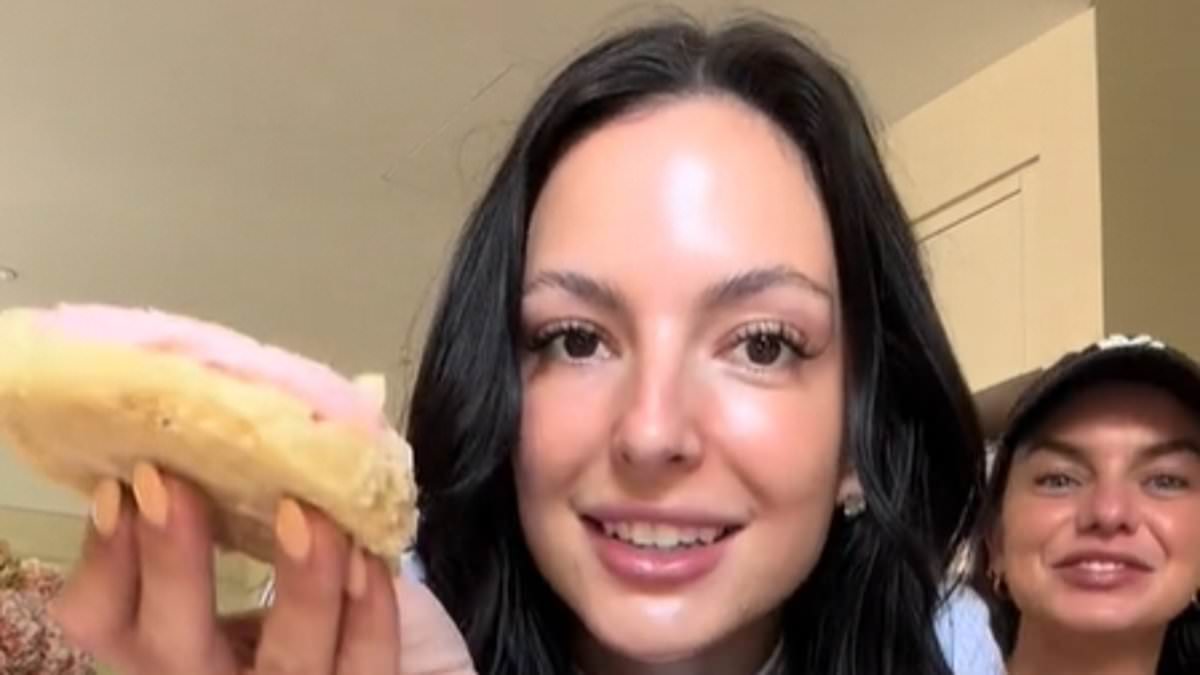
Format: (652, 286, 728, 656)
(1070, 560, 1134, 573)
(582, 516, 741, 551)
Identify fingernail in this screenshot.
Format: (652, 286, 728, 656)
(131, 463, 169, 528)
(275, 498, 311, 562)
(347, 547, 367, 599)
(90, 479, 122, 538)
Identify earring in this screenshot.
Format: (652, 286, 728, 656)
(990, 570, 1006, 597)
(841, 494, 866, 518)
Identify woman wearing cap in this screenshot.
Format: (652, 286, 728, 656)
(975, 334, 1200, 674)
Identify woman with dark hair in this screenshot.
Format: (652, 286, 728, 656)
(975, 334, 1200, 675)
(50, 14, 987, 675)
(405, 15, 990, 675)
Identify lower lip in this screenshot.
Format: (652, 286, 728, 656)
(586, 524, 731, 587)
(1055, 563, 1149, 591)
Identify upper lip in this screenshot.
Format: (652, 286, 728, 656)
(580, 503, 747, 529)
(1053, 549, 1153, 571)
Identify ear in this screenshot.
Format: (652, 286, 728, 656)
(837, 469, 862, 504)
(986, 522, 1006, 576)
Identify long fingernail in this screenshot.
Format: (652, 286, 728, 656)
(131, 463, 169, 528)
(90, 479, 122, 538)
(275, 498, 311, 562)
(347, 547, 367, 599)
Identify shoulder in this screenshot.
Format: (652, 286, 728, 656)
(934, 585, 1005, 675)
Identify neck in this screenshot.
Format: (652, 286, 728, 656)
(1007, 617, 1165, 675)
(574, 613, 780, 675)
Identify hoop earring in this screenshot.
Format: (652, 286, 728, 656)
(990, 570, 1006, 597)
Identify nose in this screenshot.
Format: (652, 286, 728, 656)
(611, 350, 701, 478)
(1076, 479, 1140, 536)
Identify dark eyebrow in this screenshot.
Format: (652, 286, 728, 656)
(1021, 438, 1088, 462)
(1021, 437, 1200, 463)
(701, 265, 833, 309)
(522, 265, 832, 313)
(523, 270, 624, 311)
(1140, 439, 1200, 461)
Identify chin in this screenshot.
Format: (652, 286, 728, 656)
(1049, 602, 1154, 635)
(580, 600, 727, 664)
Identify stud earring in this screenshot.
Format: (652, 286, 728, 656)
(841, 494, 866, 518)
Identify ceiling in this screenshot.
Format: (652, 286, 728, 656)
(0, 0, 1090, 516)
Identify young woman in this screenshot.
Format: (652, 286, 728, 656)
(976, 335, 1200, 675)
(50, 15, 987, 675)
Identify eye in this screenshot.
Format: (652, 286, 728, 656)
(726, 321, 809, 370)
(1033, 472, 1080, 493)
(1145, 474, 1190, 493)
(527, 320, 613, 363)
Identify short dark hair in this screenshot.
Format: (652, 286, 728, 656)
(408, 14, 985, 675)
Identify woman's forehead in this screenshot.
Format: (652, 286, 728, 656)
(525, 96, 837, 293)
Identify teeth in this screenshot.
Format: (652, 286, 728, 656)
(653, 524, 680, 548)
(599, 520, 727, 549)
(616, 522, 631, 540)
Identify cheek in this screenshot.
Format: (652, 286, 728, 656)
(998, 497, 1074, 569)
(515, 368, 614, 505)
(1145, 500, 1200, 570)
(702, 372, 844, 507)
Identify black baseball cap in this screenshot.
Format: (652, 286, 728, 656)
(1000, 334, 1200, 451)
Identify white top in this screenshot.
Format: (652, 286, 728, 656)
(935, 585, 1006, 675)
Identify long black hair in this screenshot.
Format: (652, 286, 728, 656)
(407, 13, 985, 675)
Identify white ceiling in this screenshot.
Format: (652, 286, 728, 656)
(0, 0, 1090, 516)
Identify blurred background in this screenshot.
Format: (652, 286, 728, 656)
(1, 0, 1196, 636)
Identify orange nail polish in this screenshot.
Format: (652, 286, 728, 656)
(131, 463, 169, 527)
(90, 479, 122, 538)
(275, 498, 311, 562)
(347, 547, 368, 599)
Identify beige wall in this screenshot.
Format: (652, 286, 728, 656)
(884, 10, 1103, 390)
(1097, 0, 1200, 355)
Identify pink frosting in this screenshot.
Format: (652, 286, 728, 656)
(35, 304, 385, 436)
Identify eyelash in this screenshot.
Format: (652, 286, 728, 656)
(1146, 474, 1190, 492)
(725, 320, 812, 369)
(1033, 473, 1079, 491)
(1032, 472, 1192, 493)
(523, 319, 813, 369)
(524, 319, 611, 361)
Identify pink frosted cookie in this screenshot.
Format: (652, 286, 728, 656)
(0, 304, 417, 563)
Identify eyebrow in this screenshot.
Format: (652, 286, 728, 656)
(1021, 438, 1088, 462)
(1140, 439, 1200, 460)
(522, 264, 834, 313)
(701, 265, 833, 309)
(523, 270, 624, 311)
(1021, 437, 1200, 463)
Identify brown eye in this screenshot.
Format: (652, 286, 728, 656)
(726, 321, 808, 372)
(563, 328, 601, 359)
(527, 320, 613, 364)
(745, 333, 784, 366)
